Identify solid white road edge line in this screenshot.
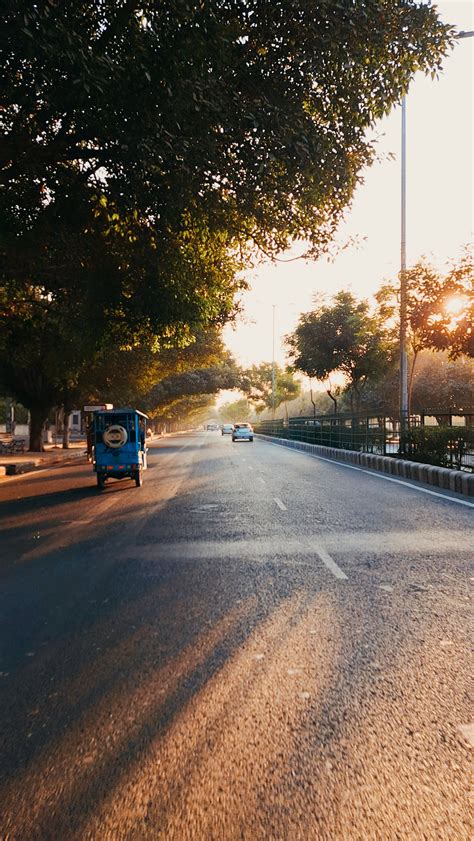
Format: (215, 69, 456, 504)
(262, 440, 474, 508)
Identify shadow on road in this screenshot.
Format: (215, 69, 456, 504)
(0, 482, 132, 519)
(0, 518, 413, 841)
(0, 517, 328, 829)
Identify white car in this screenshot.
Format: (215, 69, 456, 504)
(221, 423, 234, 435)
(232, 422, 254, 442)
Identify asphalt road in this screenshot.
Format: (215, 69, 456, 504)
(0, 431, 472, 840)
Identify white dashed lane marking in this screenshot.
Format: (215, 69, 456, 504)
(131, 538, 349, 581)
(273, 497, 287, 511)
(457, 723, 474, 747)
(313, 546, 348, 580)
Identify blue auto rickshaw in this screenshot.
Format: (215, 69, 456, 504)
(91, 408, 148, 489)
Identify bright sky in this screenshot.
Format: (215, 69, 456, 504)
(222, 0, 473, 378)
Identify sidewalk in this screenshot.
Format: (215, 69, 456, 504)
(0, 440, 87, 478)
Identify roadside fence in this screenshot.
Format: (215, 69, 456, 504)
(252, 411, 473, 472)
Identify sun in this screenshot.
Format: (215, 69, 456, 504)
(443, 294, 468, 316)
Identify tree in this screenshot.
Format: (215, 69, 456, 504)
(241, 363, 301, 415)
(283, 386, 334, 419)
(275, 369, 302, 421)
(286, 291, 391, 412)
(375, 250, 473, 414)
(0, 186, 244, 449)
(442, 249, 474, 360)
(1, 2, 454, 441)
(150, 394, 216, 431)
(357, 350, 474, 417)
(145, 363, 241, 412)
(410, 352, 474, 414)
(3, 1, 452, 261)
(81, 326, 233, 408)
(0, 265, 105, 451)
(305, 378, 340, 417)
(218, 399, 251, 424)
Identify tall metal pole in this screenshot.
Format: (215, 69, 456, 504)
(399, 95, 409, 443)
(271, 304, 276, 419)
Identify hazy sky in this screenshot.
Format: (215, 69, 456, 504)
(222, 0, 473, 371)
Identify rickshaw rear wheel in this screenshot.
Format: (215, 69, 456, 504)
(135, 469, 143, 487)
(97, 474, 106, 490)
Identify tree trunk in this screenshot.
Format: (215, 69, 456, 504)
(352, 383, 361, 413)
(54, 408, 61, 446)
(309, 378, 316, 418)
(29, 406, 48, 452)
(326, 377, 338, 413)
(408, 350, 419, 418)
(327, 389, 338, 413)
(62, 410, 71, 449)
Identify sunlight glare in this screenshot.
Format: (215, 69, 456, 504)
(444, 295, 468, 316)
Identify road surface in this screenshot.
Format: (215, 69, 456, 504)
(0, 431, 472, 840)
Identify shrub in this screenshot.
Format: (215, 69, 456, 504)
(402, 426, 472, 470)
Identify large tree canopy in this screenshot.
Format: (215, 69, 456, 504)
(2, 0, 453, 257)
(1, 1, 454, 445)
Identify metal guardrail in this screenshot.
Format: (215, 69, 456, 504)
(253, 411, 474, 472)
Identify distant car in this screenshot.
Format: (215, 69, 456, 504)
(221, 423, 234, 435)
(206, 423, 219, 431)
(232, 422, 254, 442)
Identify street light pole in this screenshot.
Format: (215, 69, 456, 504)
(271, 304, 276, 419)
(399, 95, 409, 441)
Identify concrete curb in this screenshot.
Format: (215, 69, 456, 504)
(0, 449, 87, 478)
(256, 434, 474, 497)
(3, 461, 39, 476)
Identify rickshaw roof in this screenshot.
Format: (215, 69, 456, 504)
(95, 408, 149, 419)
